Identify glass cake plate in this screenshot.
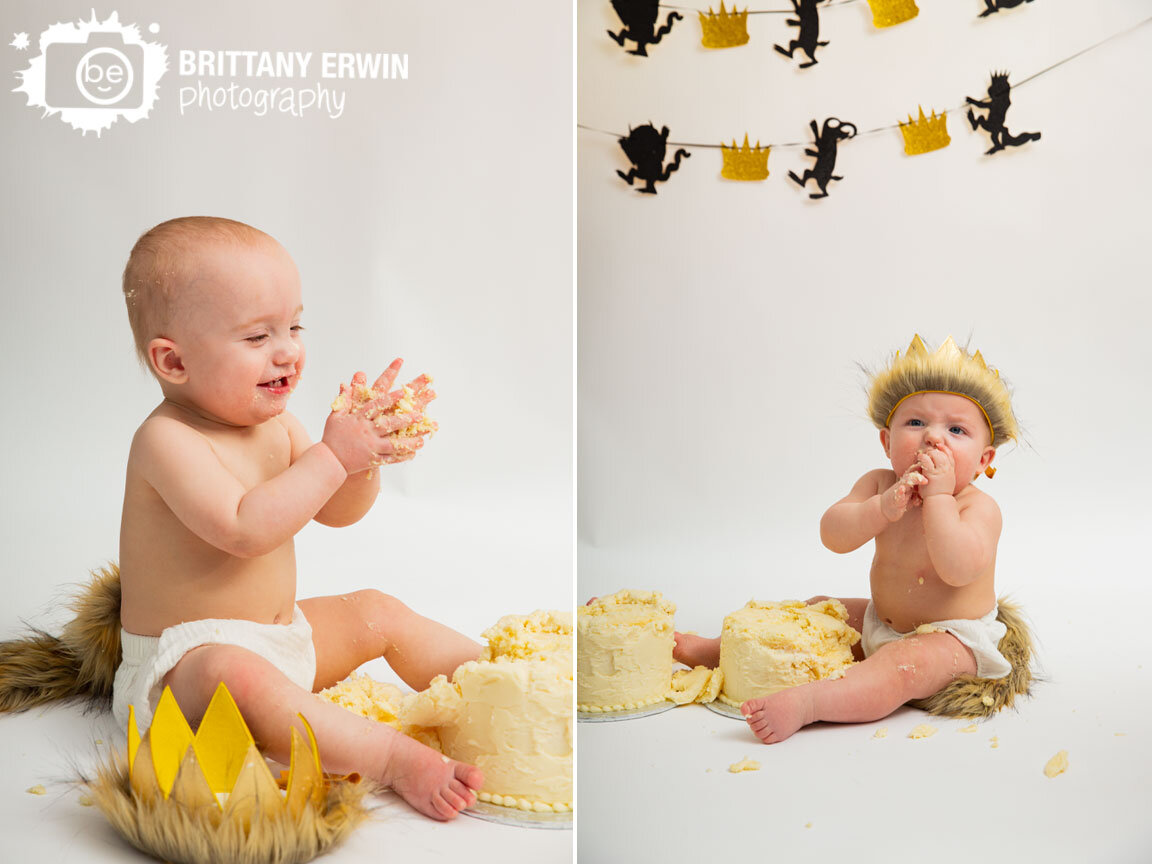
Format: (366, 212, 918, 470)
(463, 800, 573, 829)
(577, 700, 676, 722)
(704, 699, 745, 720)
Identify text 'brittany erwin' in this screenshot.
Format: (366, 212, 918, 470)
(178, 51, 409, 80)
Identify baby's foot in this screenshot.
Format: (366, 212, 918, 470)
(741, 687, 815, 745)
(379, 731, 484, 820)
(673, 633, 720, 668)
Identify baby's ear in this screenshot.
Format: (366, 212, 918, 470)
(148, 338, 187, 384)
(879, 427, 891, 457)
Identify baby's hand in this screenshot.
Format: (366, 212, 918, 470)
(914, 446, 955, 499)
(322, 360, 437, 474)
(880, 467, 927, 522)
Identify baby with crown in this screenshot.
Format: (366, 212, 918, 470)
(676, 335, 1032, 742)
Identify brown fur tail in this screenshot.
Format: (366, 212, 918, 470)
(909, 597, 1034, 719)
(0, 564, 122, 713)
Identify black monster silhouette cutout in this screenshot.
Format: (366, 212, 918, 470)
(979, 0, 1035, 17)
(774, 0, 829, 69)
(966, 72, 1041, 154)
(607, 0, 683, 56)
(787, 117, 856, 199)
(617, 124, 690, 194)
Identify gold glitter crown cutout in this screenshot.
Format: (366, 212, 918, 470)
(700, 3, 749, 49)
(899, 106, 950, 155)
(721, 134, 770, 181)
(866, 0, 920, 28)
(866, 334, 1019, 446)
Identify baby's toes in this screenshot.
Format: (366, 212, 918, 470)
(449, 776, 477, 807)
(432, 789, 462, 820)
(454, 760, 484, 794)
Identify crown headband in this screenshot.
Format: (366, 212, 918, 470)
(867, 335, 1018, 446)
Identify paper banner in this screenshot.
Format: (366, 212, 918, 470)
(965, 72, 1041, 154)
(608, 0, 684, 55)
(617, 124, 691, 193)
(787, 117, 856, 198)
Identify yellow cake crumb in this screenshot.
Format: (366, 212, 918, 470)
(908, 723, 937, 739)
(728, 757, 761, 773)
(873, 727, 888, 739)
(959, 723, 979, 734)
(990, 736, 1000, 749)
(26, 785, 46, 795)
(1044, 750, 1069, 778)
(981, 694, 995, 707)
(669, 665, 723, 704)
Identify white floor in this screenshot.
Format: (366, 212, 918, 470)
(577, 619, 1152, 863)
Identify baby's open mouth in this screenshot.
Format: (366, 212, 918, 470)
(259, 376, 291, 390)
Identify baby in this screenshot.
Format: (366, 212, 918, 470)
(675, 335, 1019, 743)
(114, 216, 483, 818)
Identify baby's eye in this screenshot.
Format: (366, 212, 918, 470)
(949, 425, 967, 436)
(291, 325, 305, 335)
(246, 334, 269, 343)
(906, 419, 924, 427)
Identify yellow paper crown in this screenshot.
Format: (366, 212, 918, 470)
(721, 134, 770, 181)
(128, 683, 324, 819)
(866, 0, 920, 27)
(866, 335, 1019, 446)
(899, 106, 950, 155)
(699, 3, 749, 49)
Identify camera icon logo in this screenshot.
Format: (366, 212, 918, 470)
(14, 11, 167, 136)
(45, 32, 144, 109)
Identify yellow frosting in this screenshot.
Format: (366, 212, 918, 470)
(577, 590, 675, 711)
(403, 610, 572, 812)
(718, 599, 859, 706)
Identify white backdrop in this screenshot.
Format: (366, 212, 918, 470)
(578, 0, 1151, 860)
(0, 1, 571, 860)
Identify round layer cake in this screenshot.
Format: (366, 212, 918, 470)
(577, 590, 675, 712)
(718, 599, 859, 707)
(402, 610, 572, 812)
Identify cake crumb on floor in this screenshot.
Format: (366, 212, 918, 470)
(872, 727, 888, 739)
(729, 757, 760, 773)
(26, 785, 46, 795)
(908, 724, 937, 739)
(1044, 750, 1069, 778)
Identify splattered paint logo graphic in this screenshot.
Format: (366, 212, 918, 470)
(13, 10, 167, 136)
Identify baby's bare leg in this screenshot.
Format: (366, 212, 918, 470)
(299, 590, 483, 691)
(163, 644, 483, 820)
(742, 632, 976, 744)
(673, 633, 720, 668)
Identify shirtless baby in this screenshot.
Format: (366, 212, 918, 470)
(113, 216, 483, 818)
(675, 335, 1020, 743)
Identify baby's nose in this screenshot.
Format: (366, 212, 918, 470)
(273, 337, 301, 364)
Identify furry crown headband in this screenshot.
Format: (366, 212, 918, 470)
(867, 334, 1019, 447)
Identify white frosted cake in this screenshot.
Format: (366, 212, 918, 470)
(718, 599, 859, 707)
(577, 590, 675, 712)
(402, 610, 572, 812)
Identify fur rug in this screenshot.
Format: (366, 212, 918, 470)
(909, 599, 1034, 719)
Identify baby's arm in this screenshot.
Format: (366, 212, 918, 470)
(820, 468, 925, 553)
(132, 417, 349, 558)
(916, 450, 1002, 585)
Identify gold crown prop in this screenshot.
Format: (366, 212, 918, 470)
(899, 106, 950, 155)
(700, 3, 750, 49)
(82, 683, 370, 864)
(866, 0, 919, 27)
(721, 134, 770, 181)
(866, 335, 1019, 447)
